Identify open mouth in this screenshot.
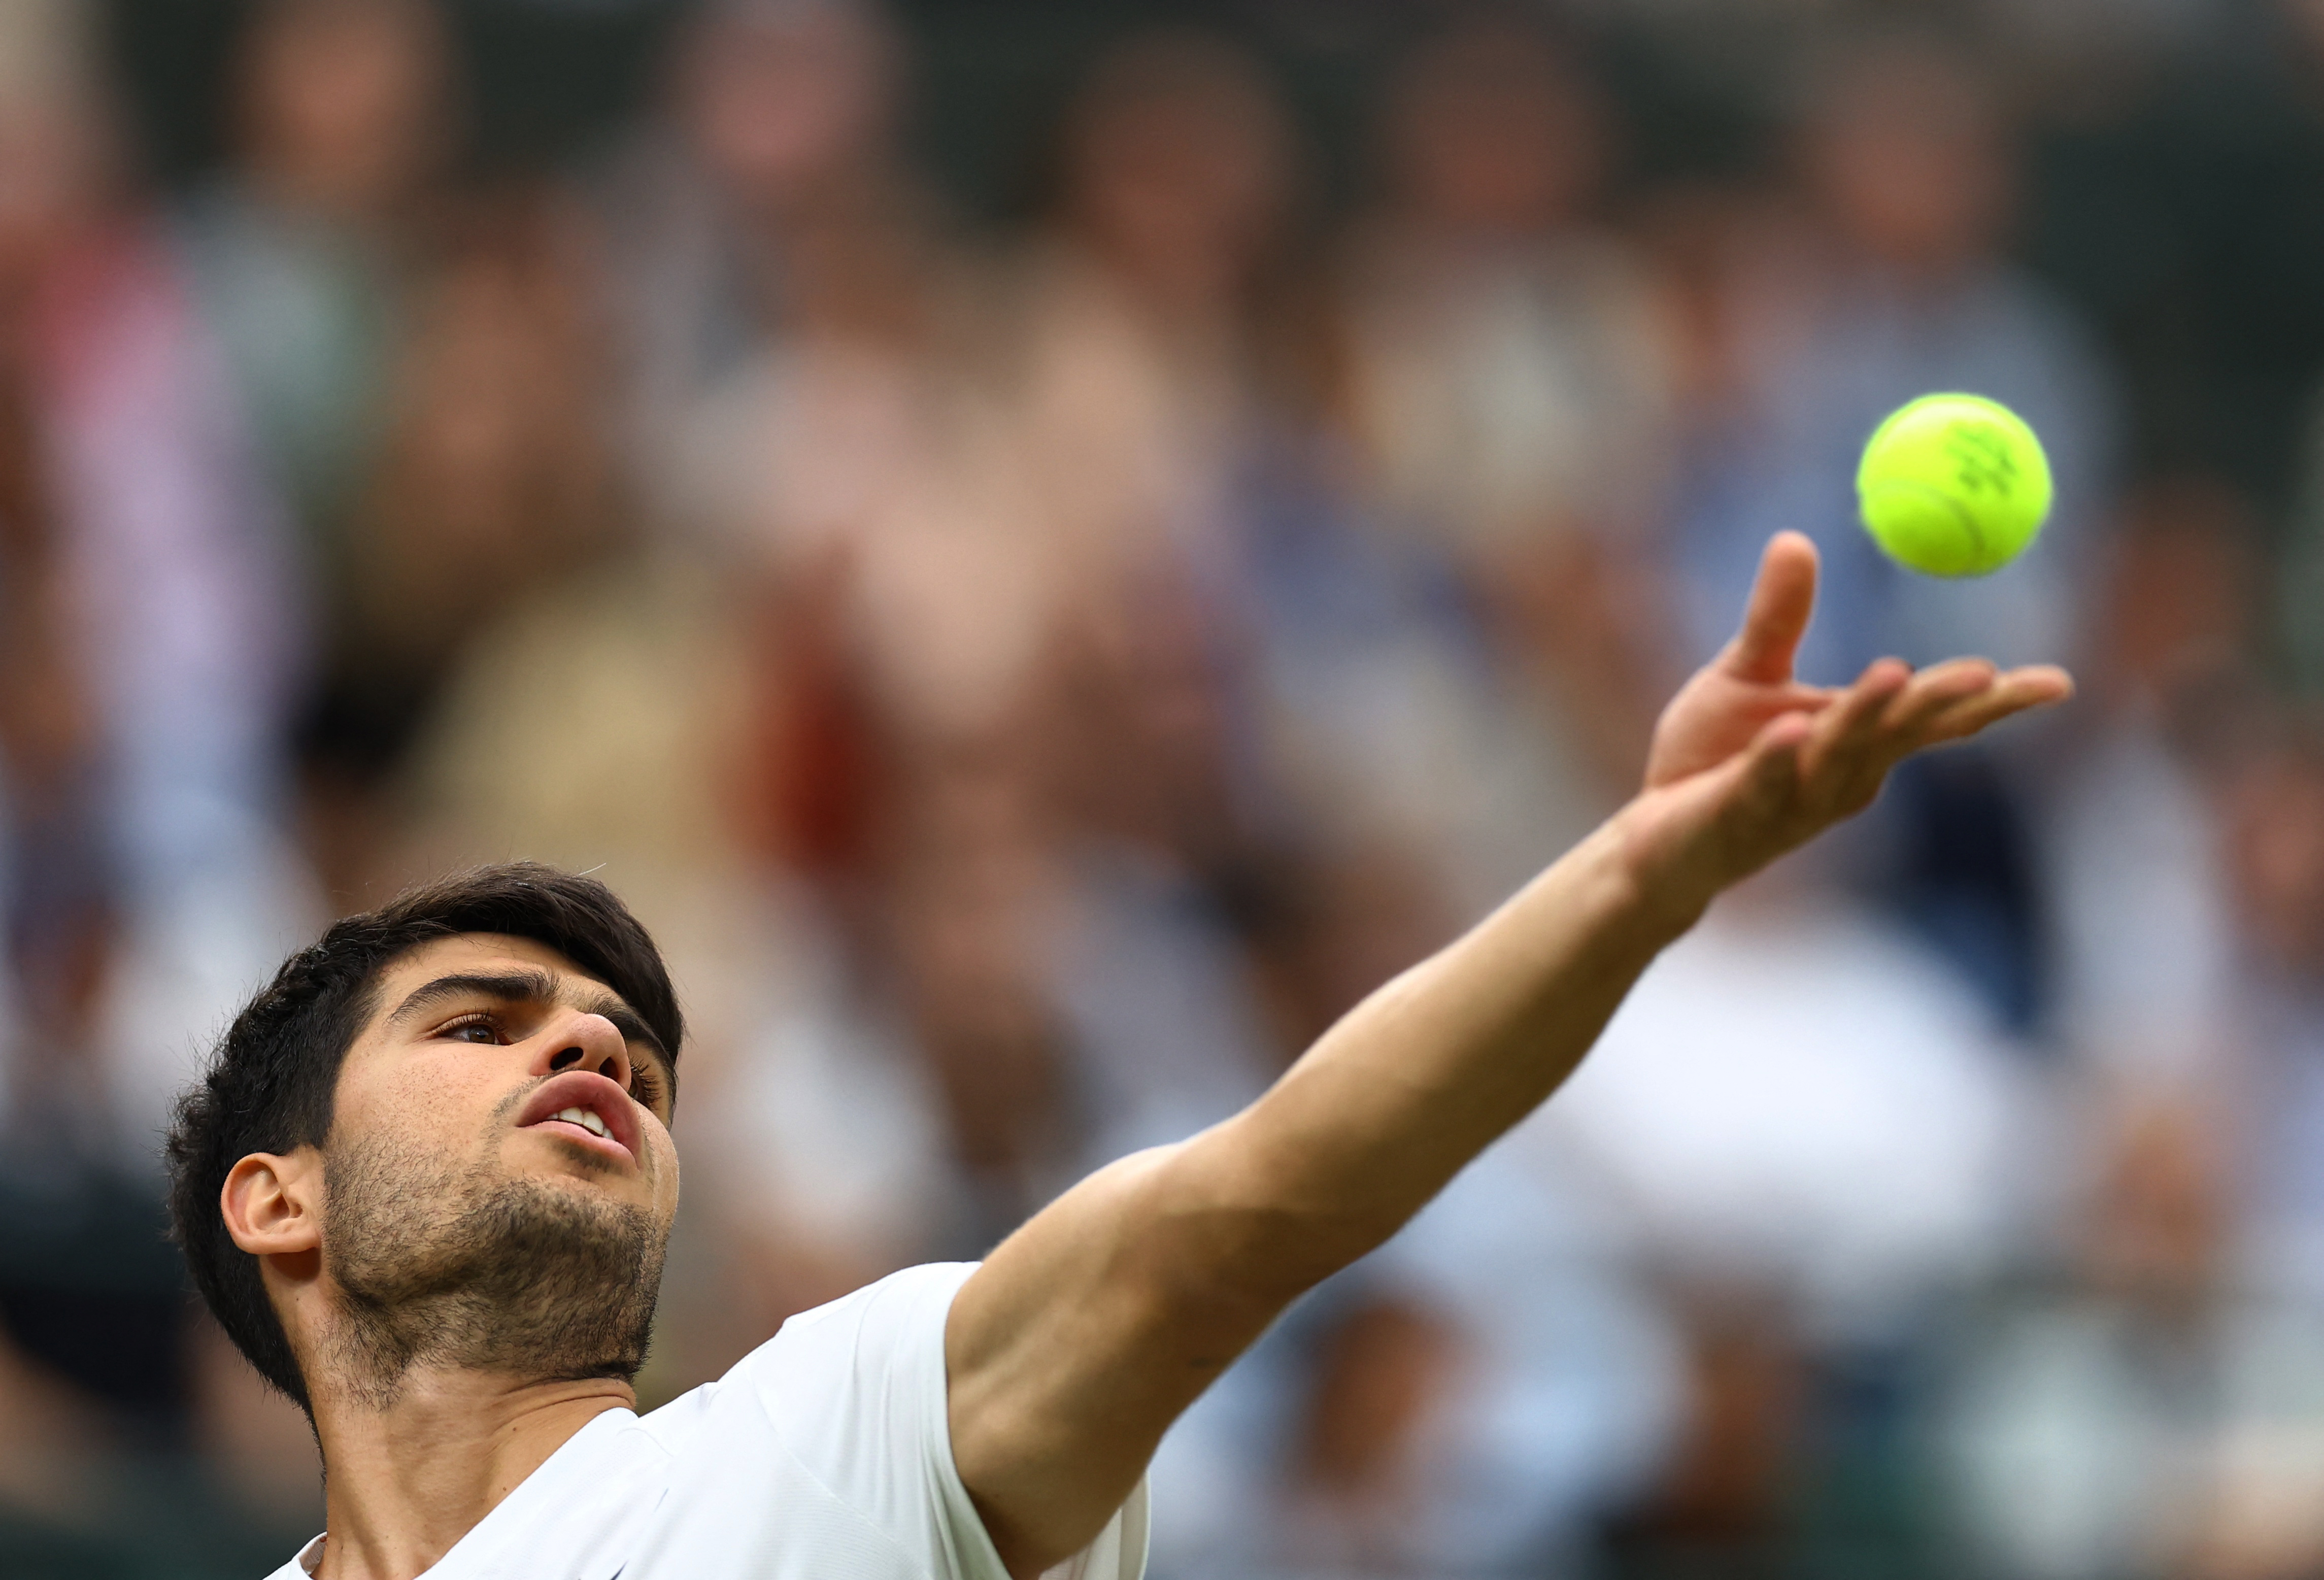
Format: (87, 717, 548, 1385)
(516, 1070, 642, 1168)
(542, 1106, 612, 1141)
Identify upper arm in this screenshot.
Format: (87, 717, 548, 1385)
(935, 868, 1643, 1576)
(944, 1123, 1328, 1578)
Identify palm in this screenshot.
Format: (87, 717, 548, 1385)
(1625, 533, 2072, 913)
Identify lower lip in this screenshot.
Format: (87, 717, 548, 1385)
(524, 1117, 636, 1168)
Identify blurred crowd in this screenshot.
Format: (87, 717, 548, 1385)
(12, 0, 2324, 1575)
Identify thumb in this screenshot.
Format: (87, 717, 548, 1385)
(1722, 532, 1820, 684)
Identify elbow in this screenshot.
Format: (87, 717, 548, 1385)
(1127, 1147, 1402, 1321)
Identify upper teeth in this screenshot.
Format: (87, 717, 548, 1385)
(553, 1106, 610, 1139)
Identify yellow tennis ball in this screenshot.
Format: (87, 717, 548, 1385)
(1856, 393, 2053, 577)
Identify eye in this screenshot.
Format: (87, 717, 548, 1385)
(630, 1064, 668, 1112)
(438, 1013, 506, 1045)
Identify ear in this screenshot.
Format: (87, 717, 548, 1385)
(221, 1150, 323, 1258)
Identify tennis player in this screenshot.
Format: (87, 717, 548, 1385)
(166, 532, 2068, 1580)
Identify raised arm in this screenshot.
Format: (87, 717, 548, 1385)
(945, 532, 2072, 1577)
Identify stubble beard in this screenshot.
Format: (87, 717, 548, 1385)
(318, 1106, 668, 1410)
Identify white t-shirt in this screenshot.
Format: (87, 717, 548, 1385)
(266, 1263, 1149, 1580)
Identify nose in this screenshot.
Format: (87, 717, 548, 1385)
(536, 1011, 633, 1093)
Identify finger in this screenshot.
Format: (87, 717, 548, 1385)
(1916, 665, 2076, 744)
(2007, 663, 2075, 705)
(1721, 532, 1821, 684)
(1878, 657, 1999, 739)
(1731, 709, 1812, 824)
(1799, 658, 1909, 785)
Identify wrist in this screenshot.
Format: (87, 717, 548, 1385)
(1603, 792, 1718, 945)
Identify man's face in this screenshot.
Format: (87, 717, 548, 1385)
(314, 933, 682, 1400)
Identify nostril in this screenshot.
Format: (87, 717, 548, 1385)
(548, 1048, 582, 1072)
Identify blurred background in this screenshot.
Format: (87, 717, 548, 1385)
(8, 0, 2324, 1574)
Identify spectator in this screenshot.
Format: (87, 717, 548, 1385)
(2220, 727, 2324, 1308)
(1340, 15, 1668, 563)
(2042, 479, 2254, 1089)
(1148, 1133, 1683, 1579)
(1329, 10, 1679, 909)
(1530, 859, 2036, 1572)
(0, 0, 314, 1560)
(1532, 864, 2033, 1334)
(599, 0, 935, 513)
(175, 0, 452, 587)
(1938, 1098, 2240, 1580)
(300, 185, 620, 896)
(0, 0, 308, 1165)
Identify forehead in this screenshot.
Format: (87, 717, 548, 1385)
(364, 932, 620, 1029)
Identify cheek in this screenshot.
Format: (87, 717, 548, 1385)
(643, 1119, 682, 1211)
(343, 1045, 511, 1160)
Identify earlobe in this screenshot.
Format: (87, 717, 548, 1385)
(221, 1151, 322, 1258)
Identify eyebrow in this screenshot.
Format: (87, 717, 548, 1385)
(384, 968, 672, 1072)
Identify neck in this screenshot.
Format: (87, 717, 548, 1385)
(308, 1367, 636, 1580)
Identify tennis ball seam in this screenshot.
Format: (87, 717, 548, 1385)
(1862, 479, 1991, 568)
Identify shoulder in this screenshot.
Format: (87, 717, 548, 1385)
(759, 1262, 980, 1366)
(737, 1263, 979, 1429)
(560, 1264, 1147, 1580)
(258, 1535, 324, 1580)
(637, 1263, 980, 1459)
(661, 1263, 1026, 1578)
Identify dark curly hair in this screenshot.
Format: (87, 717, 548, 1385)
(164, 863, 684, 1414)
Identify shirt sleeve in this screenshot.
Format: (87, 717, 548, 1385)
(746, 1262, 1150, 1580)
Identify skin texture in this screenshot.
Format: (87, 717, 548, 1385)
(233, 533, 2069, 1580)
(220, 934, 680, 1580)
(942, 532, 2072, 1576)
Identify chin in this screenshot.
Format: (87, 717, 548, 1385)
(323, 1144, 672, 1398)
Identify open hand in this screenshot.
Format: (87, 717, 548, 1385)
(1622, 532, 2072, 923)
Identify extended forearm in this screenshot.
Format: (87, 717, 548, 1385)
(950, 822, 1677, 1576)
(1186, 806, 1682, 1290)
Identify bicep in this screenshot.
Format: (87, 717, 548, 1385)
(944, 1126, 1309, 1577)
